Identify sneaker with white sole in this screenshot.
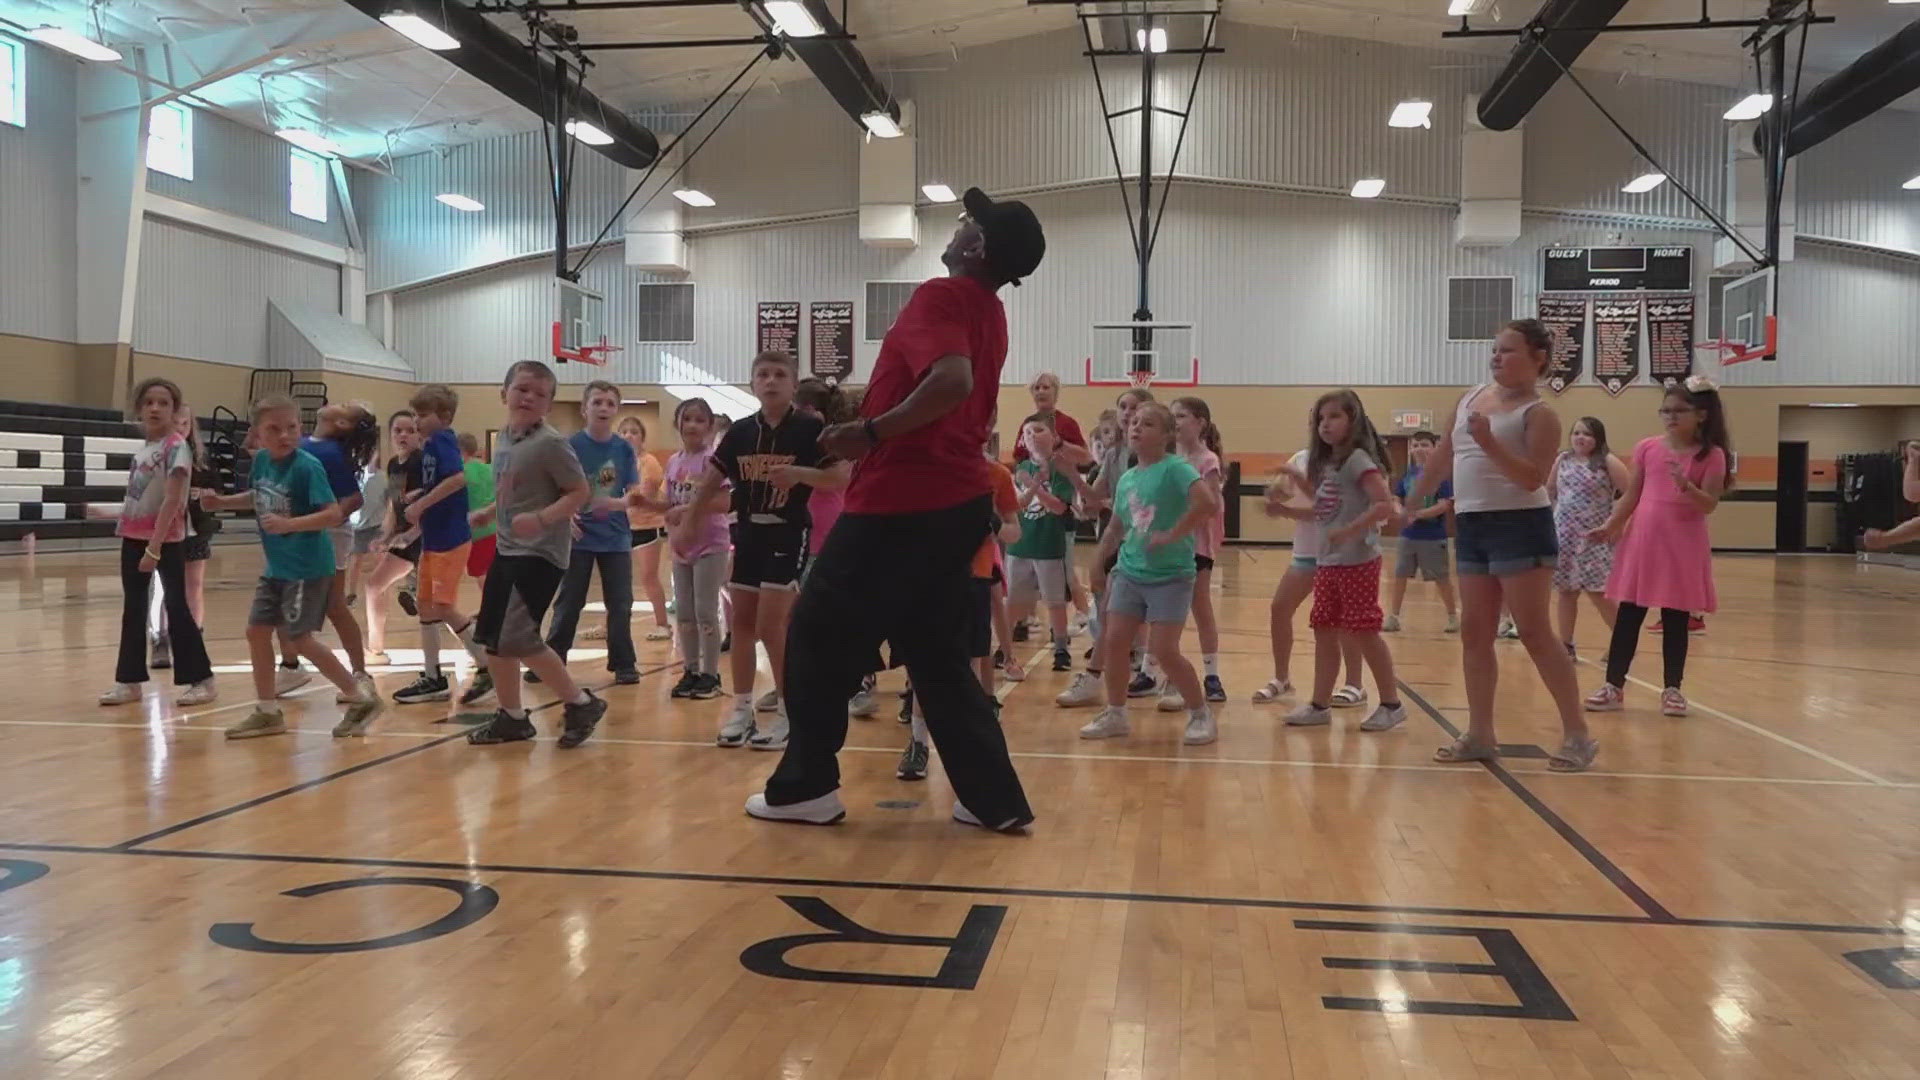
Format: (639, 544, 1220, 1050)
(393, 672, 450, 704)
(1330, 685, 1368, 708)
(1203, 675, 1227, 703)
(1444, 613, 1460, 633)
(952, 802, 1034, 833)
(896, 738, 929, 781)
(225, 708, 287, 739)
(1660, 687, 1689, 716)
(457, 671, 495, 707)
(745, 790, 846, 825)
(338, 672, 379, 704)
(849, 687, 878, 719)
(332, 695, 385, 738)
(1078, 706, 1130, 739)
(1183, 708, 1217, 745)
(1285, 702, 1332, 727)
(717, 703, 756, 748)
(1126, 670, 1159, 698)
(1497, 619, 1520, 640)
(1382, 614, 1402, 632)
(1584, 683, 1624, 711)
(175, 680, 217, 707)
(1359, 703, 1408, 732)
(749, 709, 789, 752)
(1157, 684, 1185, 712)
(645, 626, 673, 641)
(756, 689, 780, 713)
(98, 682, 141, 706)
(275, 667, 312, 697)
(1055, 671, 1103, 708)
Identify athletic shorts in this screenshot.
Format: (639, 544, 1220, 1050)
(248, 576, 331, 636)
(1006, 555, 1067, 606)
(1394, 538, 1451, 582)
(1195, 554, 1215, 573)
(328, 528, 351, 573)
(968, 577, 994, 659)
(1455, 508, 1557, 577)
(467, 533, 497, 578)
(631, 527, 662, 548)
(475, 554, 566, 658)
(418, 544, 469, 605)
(1107, 569, 1195, 624)
(1311, 558, 1384, 633)
(350, 526, 382, 556)
(729, 522, 808, 592)
(387, 535, 422, 565)
(181, 534, 211, 563)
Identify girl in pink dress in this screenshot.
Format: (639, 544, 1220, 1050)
(1584, 377, 1734, 717)
(1169, 396, 1229, 705)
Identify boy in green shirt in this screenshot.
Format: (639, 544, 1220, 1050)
(459, 432, 497, 581)
(1008, 413, 1094, 673)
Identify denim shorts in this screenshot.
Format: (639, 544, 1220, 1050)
(1107, 569, 1195, 624)
(1455, 508, 1558, 577)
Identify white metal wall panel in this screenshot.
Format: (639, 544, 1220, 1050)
(1719, 240, 1920, 388)
(682, 83, 859, 223)
(1795, 112, 1920, 255)
(133, 217, 342, 367)
(1525, 75, 1728, 224)
(0, 40, 77, 343)
(146, 110, 349, 246)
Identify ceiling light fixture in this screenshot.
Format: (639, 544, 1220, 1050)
(1350, 178, 1385, 199)
(565, 119, 614, 146)
(1723, 93, 1774, 121)
(763, 1, 825, 37)
(380, 12, 460, 51)
(921, 183, 957, 203)
(1903, 175, 1920, 190)
(1447, 0, 1497, 15)
(275, 128, 343, 156)
(1388, 100, 1433, 129)
(1622, 172, 1667, 193)
(672, 189, 716, 207)
(1135, 26, 1168, 53)
(435, 193, 484, 212)
(861, 111, 902, 138)
(28, 26, 122, 62)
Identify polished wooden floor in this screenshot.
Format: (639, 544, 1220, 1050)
(0, 544, 1915, 1079)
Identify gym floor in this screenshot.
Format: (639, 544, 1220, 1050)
(0, 545, 1914, 1078)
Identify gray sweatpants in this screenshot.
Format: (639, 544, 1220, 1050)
(672, 551, 727, 676)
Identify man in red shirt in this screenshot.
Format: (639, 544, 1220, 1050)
(747, 188, 1044, 832)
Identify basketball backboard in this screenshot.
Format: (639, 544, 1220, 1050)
(553, 277, 618, 365)
(1085, 321, 1200, 389)
(1700, 267, 1776, 366)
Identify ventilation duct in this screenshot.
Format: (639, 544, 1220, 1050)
(1774, 16, 1920, 159)
(342, 0, 659, 168)
(757, 0, 900, 130)
(1475, 0, 1632, 131)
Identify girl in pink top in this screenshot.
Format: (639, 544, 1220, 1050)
(96, 377, 216, 707)
(1170, 396, 1229, 704)
(1583, 376, 1733, 718)
(660, 398, 731, 700)
(785, 378, 854, 559)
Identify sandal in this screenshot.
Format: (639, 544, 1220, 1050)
(1433, 736, 1499, 764)
(1251, 679, 1292, 704)
(580, 624, 608, 641)
(1331, 684, 1368, 708)
(1547, 737, 1599, 773)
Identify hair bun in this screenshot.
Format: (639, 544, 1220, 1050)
(1684, 374, 1719, 393)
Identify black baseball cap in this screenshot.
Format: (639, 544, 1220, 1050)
(962, 187, 1045, 286)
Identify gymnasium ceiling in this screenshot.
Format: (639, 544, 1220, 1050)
(0, 0, 1910, 166)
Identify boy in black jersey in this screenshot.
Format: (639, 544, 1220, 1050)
(680, 350, 827, 751)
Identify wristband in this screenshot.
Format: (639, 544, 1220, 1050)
(863, 417, 880, 445)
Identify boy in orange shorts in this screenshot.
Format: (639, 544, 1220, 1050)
(393, 384, 488, 705)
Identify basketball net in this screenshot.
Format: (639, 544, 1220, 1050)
(1128, 368, 1155, 391)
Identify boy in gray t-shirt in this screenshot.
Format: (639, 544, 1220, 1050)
(467, 360, 607, 749)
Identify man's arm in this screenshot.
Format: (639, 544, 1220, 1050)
(871, 354, 972, 441)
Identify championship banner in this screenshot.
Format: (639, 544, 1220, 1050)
(1646, 295, 1695, 387)
(809, 301, 854, 381)
(756, 301, 799, 360)
(1537, 295, 1588, 394)
(1593, 298, 1643, 397)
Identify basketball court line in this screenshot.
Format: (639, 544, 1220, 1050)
(0, 838, 1902, 939)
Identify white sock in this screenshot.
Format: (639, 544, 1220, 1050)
(569, 689, 590, 706)
(421, 622, 442, 677)
(1203, 653, 1219, 677)
(910, 713, 928, 743)
(256, 700, 282, 715)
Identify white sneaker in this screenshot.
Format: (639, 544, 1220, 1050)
(1078, 706, 1130, 739)
(756, 689, 780, 713)
(749, 708, 789, 751)
(1055, 671, 1103, 708)
(1382, 614, 1402, 632)
(1330, 684, 1368, 708)
(337, 672, 378, 704)
(98, 682, 140, 706)
(1444, 613, 1460, 633)
(1285, 702, 1332, 727)
(716, 703, 756, 748)
(1157, 684, 1186, 712)
(1359, 703, 1408, 732)
(1183, 707, 1217, 745)
(848, 688, 878, 719)
(174, 679, 217, 707)
(744, 790, 846, 825)
(275, 668, 312, 697)
(952, 802, 1034, 833)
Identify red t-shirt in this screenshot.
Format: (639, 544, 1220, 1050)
(1012, 410, 1085, 462)
(846, 276, 1007, 514)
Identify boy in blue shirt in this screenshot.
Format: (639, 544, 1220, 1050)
(200, 394, 384, 739)
(537, 379, 643, 683)
(394, 383, 488, 705)
(1385, 430, 1459, 633)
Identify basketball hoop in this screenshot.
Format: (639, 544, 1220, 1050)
(1128, 368, 1155, 391)
(570, 341, 622, 367)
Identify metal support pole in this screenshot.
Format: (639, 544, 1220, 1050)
(1134, 21, 1156, 344)
(1764, 30, 1785, 268)
(552, 61, 574, 282)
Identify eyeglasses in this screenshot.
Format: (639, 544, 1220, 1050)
(1656, 407, 1698, 417)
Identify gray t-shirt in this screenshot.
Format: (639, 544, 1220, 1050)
(492, 421, 587, 567)
(1310, 447, 1384, 566)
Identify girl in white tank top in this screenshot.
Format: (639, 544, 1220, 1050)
(1403, 320, 1596, 772)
